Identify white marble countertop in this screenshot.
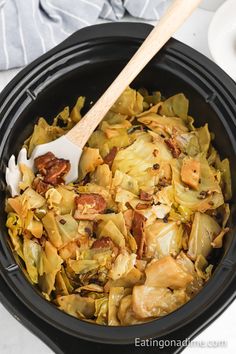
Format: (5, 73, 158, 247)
(0, 7, 235, 354)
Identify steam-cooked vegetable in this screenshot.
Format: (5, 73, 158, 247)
(159, 93, 189, 119)
(70, 96, 85, 123)
(78, 147, 103, 181)
(172, 157, 224, 212)
(145, 221, 182, 258)
(5, 87, 231, 326)
(188, 212, 221, 260)
(180, 157, 200, 190)
(145, 256, 193, 289)
(39, 241, 63, 295)
(57, 294, 95, 319)
(132, 286, 188, 318)
(111, 86, 143, 116)
(109, 252, 136, 280)
(25, 117, 64, 156)
(108, 287, 126, 325)
(23, 238, 41, 283)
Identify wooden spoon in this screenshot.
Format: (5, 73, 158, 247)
(6, 0, 202, 196)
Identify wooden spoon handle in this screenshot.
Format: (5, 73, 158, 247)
(66, 0, 202, 147)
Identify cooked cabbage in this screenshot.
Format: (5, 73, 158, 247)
(145, 256, 193, 289)
(38, 241, 63, 295)
(23, 238, 41, 284)
(145, 221, 182, 258)
(188, 212, 221, 260)
(5, 87, 231, 326)
(159, 93, 189, 119)
(108, 287, 126, 325)
(111, 87, 143, 116)
(172, 157, 224, 212)
(132, 285, 188, 318)
(57, 294, 95, 319)
(78, 147, 103, 181)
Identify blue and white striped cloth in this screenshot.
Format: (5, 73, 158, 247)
(0, 0, 170, 70)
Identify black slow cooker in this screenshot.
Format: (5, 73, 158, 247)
(0, 23, 235, 354)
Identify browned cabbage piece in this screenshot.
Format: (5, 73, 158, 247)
(145, 256, 193, 289)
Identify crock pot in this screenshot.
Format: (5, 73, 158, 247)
(0, 23, 235, 353)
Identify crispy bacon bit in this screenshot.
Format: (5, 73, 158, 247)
(165, 137, 181, 158)
(131, 211, 146, 259)
(140, 190, 153, 201)
(136, 203, 150, 210)
(74, 193, 107, 220)
(34, 152, 55, 172)
(32, 177, 51, 195)
(103, 147, 118, 168)
(34, 152, 70, 186)
(92, 236, 114, 249)
(123, 209, 134, 232)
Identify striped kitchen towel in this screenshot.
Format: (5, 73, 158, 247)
(0, 0, 170, 70)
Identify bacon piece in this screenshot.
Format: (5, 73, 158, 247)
(34, 152, 70, 186)
(74, 193, 107, 220)
(44, 160, 70, 185)
(165, 137, 181, 158)
(92, 237, 115, 249)
(103, 147, 118, 168)
(123, 209, 134, 232)
(35, 152, 54, 172)
(32, 177, 51, 195)
(139, 190, 153, 201)
(136, 203, 150, 210)
(131, 211, 146, 259)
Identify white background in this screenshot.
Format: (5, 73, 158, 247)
(0, 6, 235, 354)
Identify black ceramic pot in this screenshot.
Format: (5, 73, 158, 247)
(0, 23, 235, 353)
